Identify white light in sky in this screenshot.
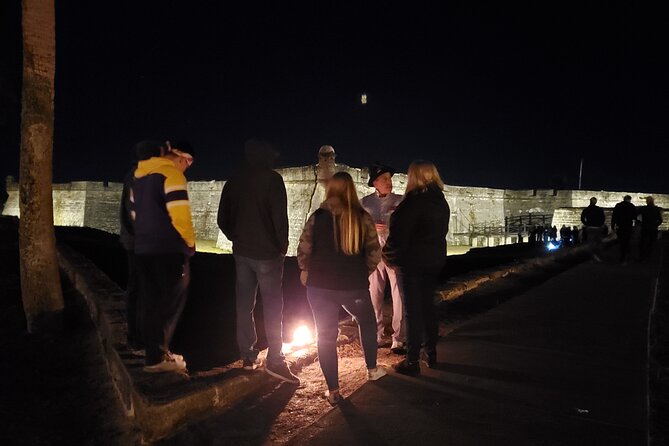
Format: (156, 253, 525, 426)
(361, 93, 367, 104)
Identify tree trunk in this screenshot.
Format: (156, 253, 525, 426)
(19, 0, 63, 333)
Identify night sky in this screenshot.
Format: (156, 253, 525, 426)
(1, 2, 667, 193)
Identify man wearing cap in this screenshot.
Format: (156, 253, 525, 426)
(361, 162, 406, 353)
(611, 195, 636, 263)
(132, 141, 195, 373)
(637, 196, 663, 261)
(217, 138, 299, 384)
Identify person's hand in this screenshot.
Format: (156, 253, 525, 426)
(300, 270, 308, 286)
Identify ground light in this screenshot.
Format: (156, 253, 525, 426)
(282, 324, 314, 356)
(546, 241, 560, 251)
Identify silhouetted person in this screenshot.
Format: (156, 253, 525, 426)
(217, 138, 299, 384)
(572, 225, 580, 244)
(611, 195, 636, 263)
(581, 196, 605, 262)
(637, 196, 663, 261)
(559, 224, 572, 246)
(120, 140, 164, 352)
(549, 225, 558, 242)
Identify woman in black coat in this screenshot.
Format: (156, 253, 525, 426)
(383, 160, 450, 375)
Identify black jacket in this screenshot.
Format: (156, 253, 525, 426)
(580, 204, 605, 227)
(217, 163, 289, 260)
(383, 185, 450, 271)
(638, 205, 663, 231)
(611, 200, 636, 231)
(297, 201, 381, 290)
(119, 165, 136, 251)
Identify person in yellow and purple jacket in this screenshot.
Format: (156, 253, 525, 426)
(132, 141, 195, 373)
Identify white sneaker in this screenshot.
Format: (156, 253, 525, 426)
(143, 357, 187, 373)
(367, 366, 387, 381)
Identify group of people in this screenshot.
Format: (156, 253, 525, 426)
(121, 138, 451, 406)
(582, 195, 663, 263)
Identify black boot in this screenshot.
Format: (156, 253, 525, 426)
(394, 360, 420, 376)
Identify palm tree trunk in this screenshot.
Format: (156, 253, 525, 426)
(19, 0, 64, 333)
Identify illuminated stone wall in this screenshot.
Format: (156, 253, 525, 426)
(4, 170, 669, 255)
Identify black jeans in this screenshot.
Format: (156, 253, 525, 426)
(616, 227, 633, 261)
(125, 250, 143, 348)
(137, 253, 190, 365)
(397, 268, 440, 363)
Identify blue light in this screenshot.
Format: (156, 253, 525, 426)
(547, 242, 558, 251)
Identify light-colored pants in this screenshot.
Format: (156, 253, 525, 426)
(369, 259, 404, 342)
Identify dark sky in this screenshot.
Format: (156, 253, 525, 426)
(1, 2, 668, 193)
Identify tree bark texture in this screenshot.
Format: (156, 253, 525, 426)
(19, 0, 64, 333)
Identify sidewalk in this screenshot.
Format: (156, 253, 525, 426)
(289, 245, 664, 445)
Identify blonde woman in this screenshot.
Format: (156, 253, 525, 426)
(383, 160, 450, 376)
(297, 171, 387, 405)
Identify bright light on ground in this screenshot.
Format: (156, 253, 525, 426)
(292, 325, 313, 346)
(282, 325, 314, 354)
(547, 242, 558, 251)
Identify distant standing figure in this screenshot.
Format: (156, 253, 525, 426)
(384, 160, 450, 376)
(297, 172, 387, 405)
(120, 140, 164, 352)
(571, 226, 580, 244)
(580, 196, 606, 262)
(611, 195, 637, 262)
(217, 138, 299, 384)
(361, 162, 405, 353)
(559, 225, 572, 246)
(637, 196, 663, 261)
(133, 141, 195, 373)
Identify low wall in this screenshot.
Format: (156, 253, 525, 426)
(4, 171, 669, 255)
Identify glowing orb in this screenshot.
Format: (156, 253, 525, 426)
(292, 325, 313, 346)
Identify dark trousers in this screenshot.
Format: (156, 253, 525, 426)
(137, 253, 190, 365)
(125, 250, 143, 348)
(616, 227, 633, 261)
(233, 254, 286, 364)
(307, 287, 378, 391)
(640, 228, 658, 261)
(398, 268, 440, 363)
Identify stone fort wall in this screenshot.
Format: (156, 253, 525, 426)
(3, 165, 668, 255)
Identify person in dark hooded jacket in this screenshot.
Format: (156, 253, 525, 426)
(217, 138, 298, 384)
(383, 160, 450, 376)
(119, 140, 164, 352)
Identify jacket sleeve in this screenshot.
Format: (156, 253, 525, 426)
(383, 202, 411, 267)
(271, 173, 290, 255)
(297, 212, 316, 271)
(217, 180, 234, 240)
(164, 169, 196, 249)
(362, 212, 381, 273)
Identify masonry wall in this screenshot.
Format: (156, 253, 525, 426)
(4, 169, 668, 255)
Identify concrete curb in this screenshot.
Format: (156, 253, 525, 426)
(56, 244, 320, 443)
(438, 243, 595, 302)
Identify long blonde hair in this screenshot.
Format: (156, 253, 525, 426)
(325, 172, 365, 255)
(405, 159, 444, 194)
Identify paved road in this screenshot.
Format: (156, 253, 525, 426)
(288, 248, 662, 445)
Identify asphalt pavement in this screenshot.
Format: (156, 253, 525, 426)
(288, 245, 663, 446)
